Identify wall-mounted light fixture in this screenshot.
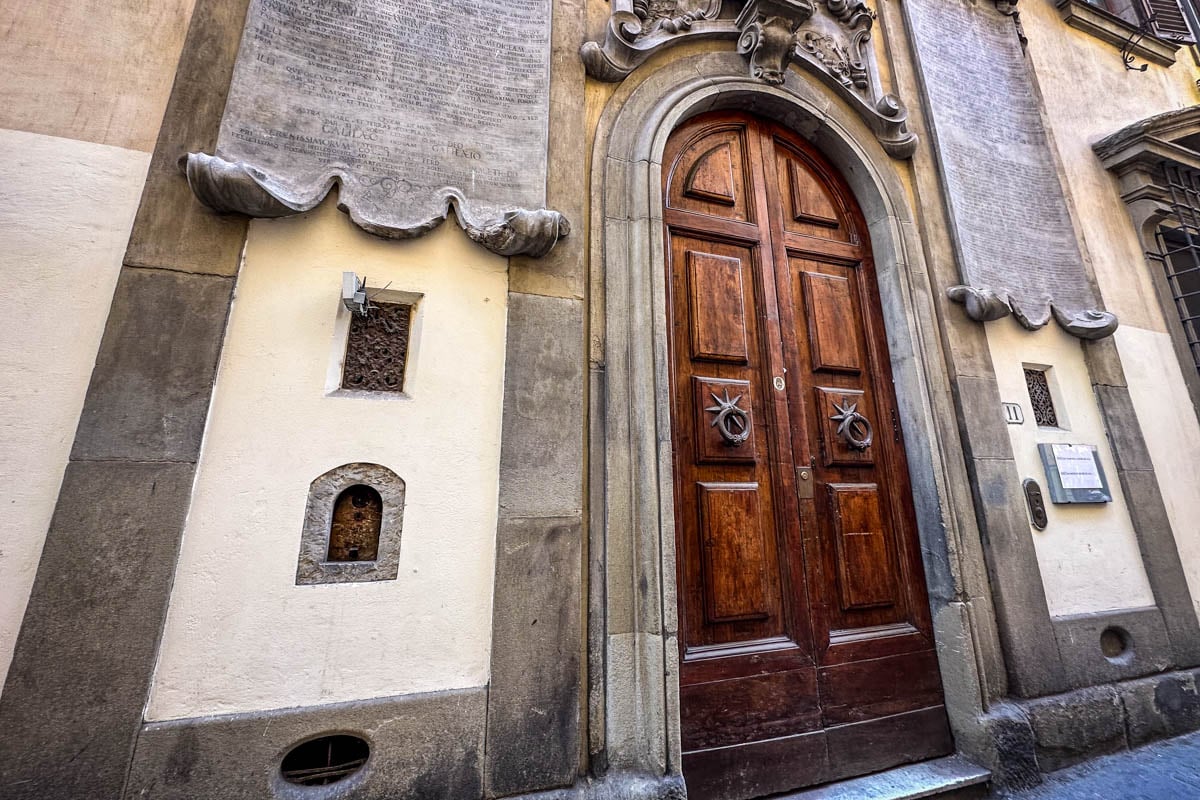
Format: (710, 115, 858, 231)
(342, 271, 370, 317)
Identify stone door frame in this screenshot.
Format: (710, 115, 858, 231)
(586, 51, 1004, 783)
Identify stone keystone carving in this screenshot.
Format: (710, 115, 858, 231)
(581, 0, 917, 158)
(736, 0, 816, 85)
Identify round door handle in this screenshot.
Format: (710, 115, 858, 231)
(706, 388, 751, 447)
(830, 397, 873, 451)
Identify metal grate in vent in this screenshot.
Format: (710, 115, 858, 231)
(1024, 368, 1059, 427)
(281, 734, 369, 786)
(342, 300, 412, 393)
(1148, 163, 1200, 377)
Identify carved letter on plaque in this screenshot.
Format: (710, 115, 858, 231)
(186, 0, 568, 258)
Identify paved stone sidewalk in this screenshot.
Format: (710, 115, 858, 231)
(1000, 731, 1200, 799)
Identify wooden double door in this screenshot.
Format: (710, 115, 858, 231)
(664, 113, 952, 800)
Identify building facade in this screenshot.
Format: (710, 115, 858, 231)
(2, 0, 1200, 798)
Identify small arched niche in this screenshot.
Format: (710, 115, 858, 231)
(297, 463, 405, 585)
(328, 484, 383, 562)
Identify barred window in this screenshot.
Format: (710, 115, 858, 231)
(1146, 164, 1200, 377)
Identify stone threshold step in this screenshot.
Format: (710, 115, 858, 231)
(771, 756, 992, 800)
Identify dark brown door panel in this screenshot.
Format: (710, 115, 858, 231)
(664, 112, 950, 800)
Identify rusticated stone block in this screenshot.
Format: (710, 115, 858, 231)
(1024, 685, 1126, 772)
(71, 267, 234, 462)
(124, 0, 251, 275)
(0, 461, 195, 800)
(1120, 671, 1200, 747)
(125, 687, 486, 799)
(497, 292, 585, 518)
(486, 515, 582, 797)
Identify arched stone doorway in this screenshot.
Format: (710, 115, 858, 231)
(661, 110, 951, 799)
(588, 50, 1001, 796)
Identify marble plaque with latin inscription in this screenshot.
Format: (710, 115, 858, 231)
(184, 0, 568, 257)
(904, 0, 1117, 338)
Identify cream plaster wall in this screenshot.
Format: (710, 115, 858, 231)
(0, 0, 196, 152)
(1019, 2, 1200, 621)
(1022, 0, 1200, 332)
(986, 317, 1155, 617)
(1115, 325, 1200, 621)
(0, 128, 150, 689)
(146, 200, 508, 721)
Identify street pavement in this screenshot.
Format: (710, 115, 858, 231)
(1000, 731, 1200, 799)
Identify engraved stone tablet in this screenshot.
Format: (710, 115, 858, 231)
(905, 0, 1117, 338)
(185, 0, 567, 257)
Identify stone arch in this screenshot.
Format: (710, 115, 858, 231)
(587, 50, 993, 781)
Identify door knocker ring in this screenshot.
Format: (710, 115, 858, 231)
(706, 388, 751, 447)
(830, 397, 872, 451)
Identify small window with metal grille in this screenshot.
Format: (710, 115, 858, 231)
(1024, 368, 1060, 428)
(1148, 163, 1200, 379)
(341, 300, 413, 393)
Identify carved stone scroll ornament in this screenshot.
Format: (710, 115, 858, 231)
(184, 153, 570, 259)
(946, 285, 1119, 340)
(826, 0, 874, 27)
(581, 0, 917, 158)
(580, 0, 725, 82)
(736, 0, 816, 85)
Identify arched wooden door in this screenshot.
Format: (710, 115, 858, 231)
(664, 112, 952, 800)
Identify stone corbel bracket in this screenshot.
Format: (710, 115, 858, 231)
(947, 285, 1119, 339)
(182, 152, 570, 258)
(581, 0, 917, 159)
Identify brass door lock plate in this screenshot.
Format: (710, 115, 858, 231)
(796, 467, 814, 500)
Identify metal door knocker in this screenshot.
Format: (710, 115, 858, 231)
(830, 397, 872, 451)
(706, 388, 752, 447)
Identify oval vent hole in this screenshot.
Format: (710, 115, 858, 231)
(1100, 627, 1131, 662)
(281, 734, 369, 787)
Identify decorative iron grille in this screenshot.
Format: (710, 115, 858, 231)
(1024, 368, 1059, 427)
(1147, 162, 1200, 377)
(341, 300, 412, 392)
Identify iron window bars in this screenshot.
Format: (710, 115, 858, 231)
(1147, 161, 1200, 376)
